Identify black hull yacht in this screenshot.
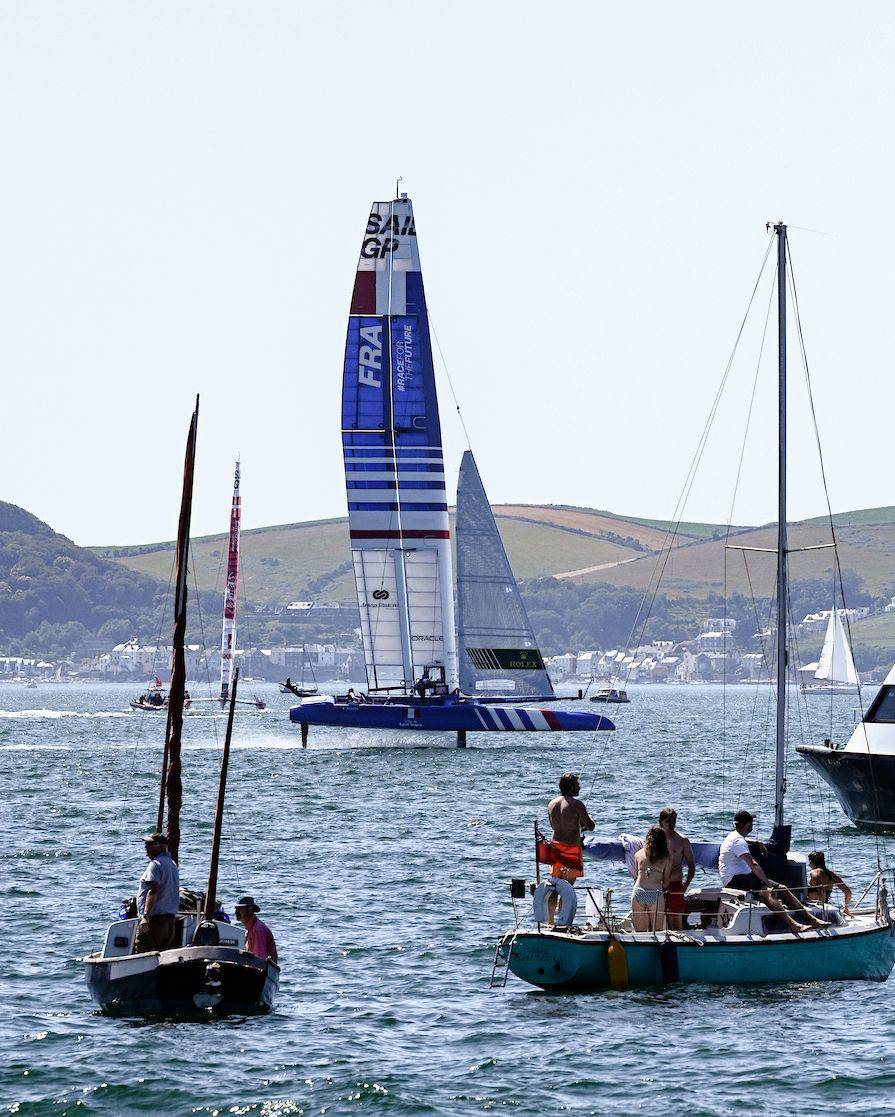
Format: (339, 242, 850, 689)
(797, 669, 895, 832)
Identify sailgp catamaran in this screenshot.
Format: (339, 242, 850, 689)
(289, 195, 612, 745)
(490, 223, 895, 990)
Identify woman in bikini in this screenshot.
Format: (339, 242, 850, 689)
(807, 850, 852, 915)
(632, 825, 672, 932)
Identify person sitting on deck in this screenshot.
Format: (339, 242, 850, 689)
(235, 895, 278, 963)
(133, 832, 180, 954)
(719, 810, 828, 931)
(659, 807, 695, 931)
(807, 850, 852, 915)
(632, 826, 672, 932)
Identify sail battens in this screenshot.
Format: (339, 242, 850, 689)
(341, 197, 458, 692)
(455, 451, 554, 699)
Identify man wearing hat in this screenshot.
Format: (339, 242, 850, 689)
(133, 832, 181, 954)
(719, 810, 826, 931)
(235, 896, 278, 964)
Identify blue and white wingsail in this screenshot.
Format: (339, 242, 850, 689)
(342, 197, 458, 692)
(455, 451, 555, 699)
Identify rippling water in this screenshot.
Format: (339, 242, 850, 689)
(2, 681, 894, 1115)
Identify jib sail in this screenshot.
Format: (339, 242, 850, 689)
(455, 450, 554, 698)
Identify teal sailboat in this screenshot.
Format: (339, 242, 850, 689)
(492, 223, 895, 990)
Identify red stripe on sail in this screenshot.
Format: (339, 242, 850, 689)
(350, 529, 451, 539)
(350, 271, 376, 314)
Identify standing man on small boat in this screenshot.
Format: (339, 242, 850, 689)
(543, 773, 595, 923)
(235, 895, 278, 963)
(659, 807, 695, 931)
(133, 832, 180, 953)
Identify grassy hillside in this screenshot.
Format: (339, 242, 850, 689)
(96, 503, 895, 611)
(97, 505, 657, 607)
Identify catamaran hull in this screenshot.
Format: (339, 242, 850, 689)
(85, 946, 279, 1014)
(289, 701, 614, 733)
(501, 923, 895, 989)
(797, 745, 895, 831)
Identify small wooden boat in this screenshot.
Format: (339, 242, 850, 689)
(85, 400, 279, 1016)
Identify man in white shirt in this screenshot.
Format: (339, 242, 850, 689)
(133, 832, 181, 953)
(719, 810, 826, 931)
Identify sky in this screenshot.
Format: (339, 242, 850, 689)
(1, 2, 894, 545)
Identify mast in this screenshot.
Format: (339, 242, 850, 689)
(220, 460, 241, 704)
(204, 667, 238, 921)
(773, 223, 787, 830)
(156, 396, 199, 863)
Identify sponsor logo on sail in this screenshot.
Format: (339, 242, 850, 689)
(358, 324, 382, 388)
(372, 589, 390, 600)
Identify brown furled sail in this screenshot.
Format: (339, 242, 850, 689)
(156, 396, 199, 864)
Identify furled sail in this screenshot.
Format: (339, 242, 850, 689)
(815, 609, 859, 685)
(455, 450, 554, 698)
(219, 460, 241, 703)
(342, 196, 458, 692)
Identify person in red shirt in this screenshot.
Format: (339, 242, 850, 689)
(235, 895, 278, 964)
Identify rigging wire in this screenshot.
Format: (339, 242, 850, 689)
(786, 239, 884, 868)
(617, 239, 775, 679)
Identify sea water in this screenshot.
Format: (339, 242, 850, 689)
(1, 682, 893, 1115)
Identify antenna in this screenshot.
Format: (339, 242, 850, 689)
(395, 175, 403, 199)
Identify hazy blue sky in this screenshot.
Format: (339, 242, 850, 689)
(1, 2, 893, 545)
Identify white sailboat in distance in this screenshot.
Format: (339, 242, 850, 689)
(801, 609, 859, 696)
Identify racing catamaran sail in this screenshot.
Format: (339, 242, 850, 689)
(220, 461, 241, 703)
(290, 195, 613, 742)
(342, 194, 458, 694)
(455, 451, 554, 699)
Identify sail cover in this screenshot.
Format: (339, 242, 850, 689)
(342, 197, 458, 692)
(455, 451, 554, 698)
(219, 460, 241, 702)
(815, 609, 859, 685)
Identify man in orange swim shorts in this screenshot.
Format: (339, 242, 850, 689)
(659, 806, 695, 931)
(546, 771, 595, 887)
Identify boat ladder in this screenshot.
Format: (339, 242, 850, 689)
(489, 934, 516, 989)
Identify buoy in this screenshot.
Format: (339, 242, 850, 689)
(607, 936, 628, 990)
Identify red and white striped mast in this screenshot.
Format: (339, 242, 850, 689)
(220, 460, 241, 705)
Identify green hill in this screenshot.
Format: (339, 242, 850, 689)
(0, 501, 165, 658)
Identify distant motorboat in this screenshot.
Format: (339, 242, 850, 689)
(590, 687, 630, 704)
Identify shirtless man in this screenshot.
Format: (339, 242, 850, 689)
(659, 807, 695, 930)
(545, 773, 595, 923)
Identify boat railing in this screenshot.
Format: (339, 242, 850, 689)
(850, 866, 895, 917)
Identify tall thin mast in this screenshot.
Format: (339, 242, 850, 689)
(773, 223, 788, 830)
(204, 667, 238, 921)
(220, 460, 241, 704)
(156, 396, 199, 863)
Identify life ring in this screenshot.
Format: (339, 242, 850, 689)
(532, 878, 578, 927)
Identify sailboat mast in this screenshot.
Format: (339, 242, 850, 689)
(774, 223, 788, 830)
(220, 460, 241, 704)
(156, 396, 199, 863)
(204, 667, 238, 921)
